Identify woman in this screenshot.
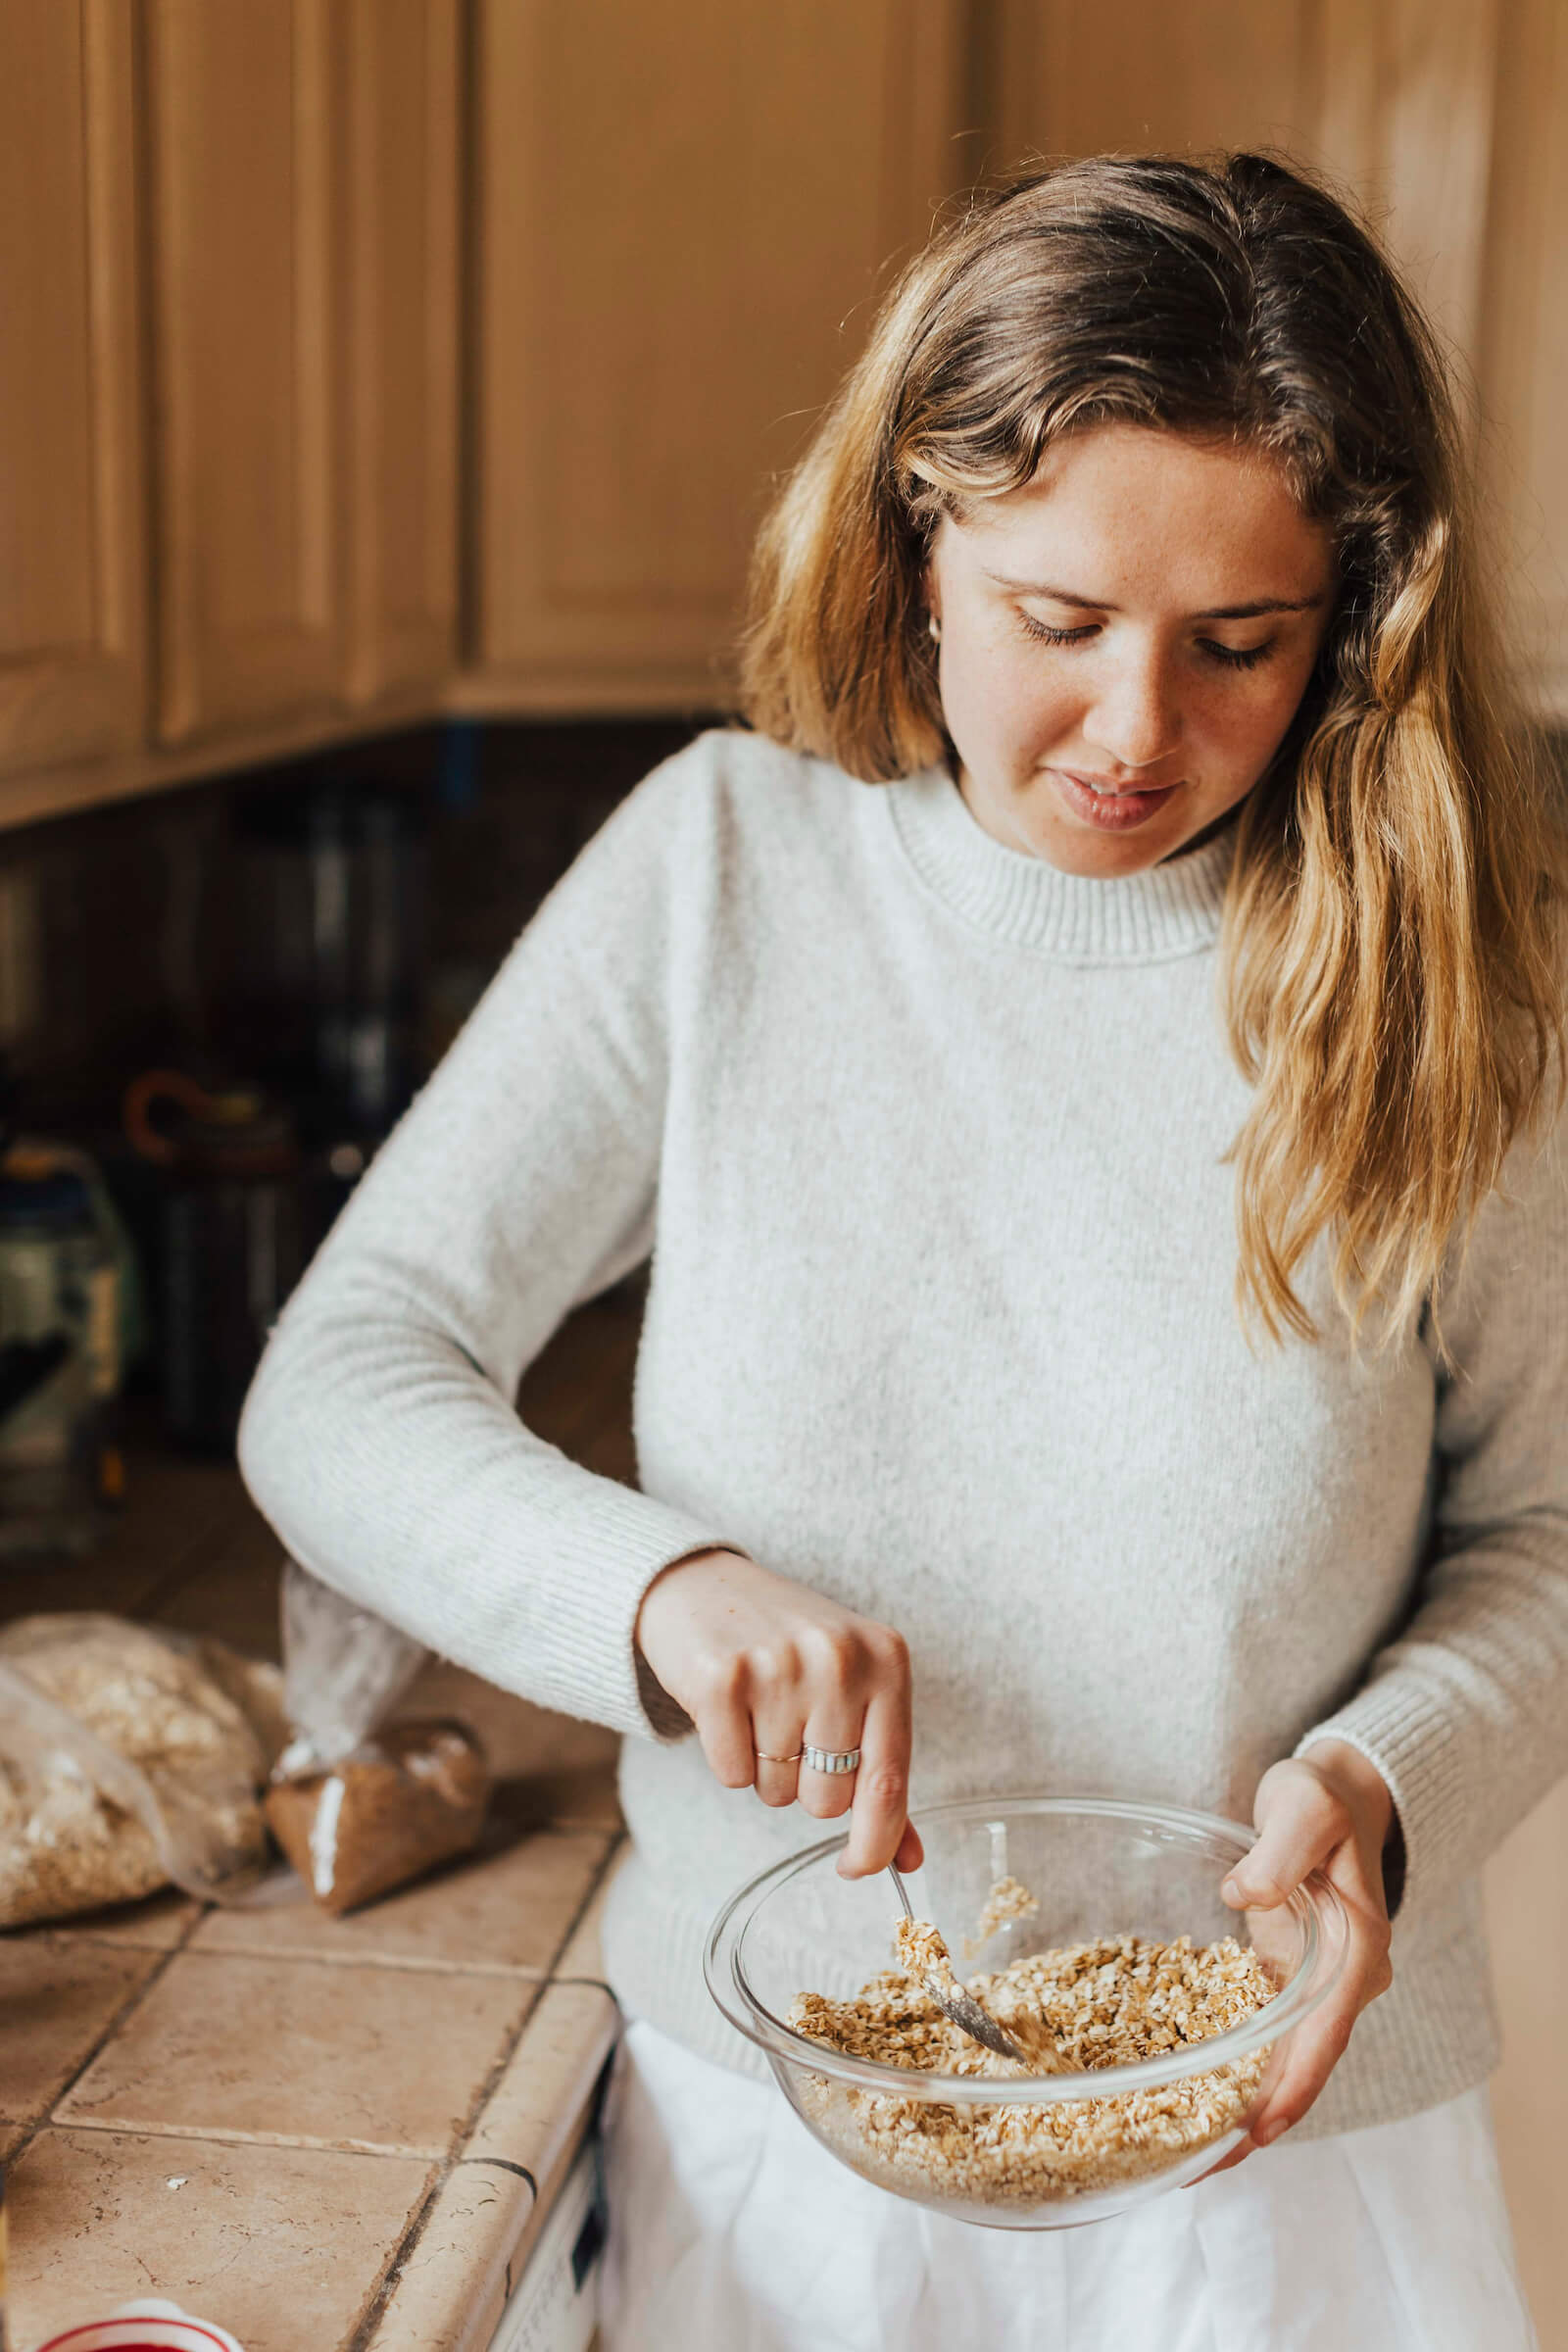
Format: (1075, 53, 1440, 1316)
(240, 155, 1565, 2346)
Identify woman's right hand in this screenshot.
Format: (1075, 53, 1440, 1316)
(634, 1547, 922, 1877)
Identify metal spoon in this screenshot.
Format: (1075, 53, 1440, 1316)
(886, 1863, 1030, 2064)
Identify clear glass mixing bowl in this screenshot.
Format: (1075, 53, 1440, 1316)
(705, 1794, 1348, 2230)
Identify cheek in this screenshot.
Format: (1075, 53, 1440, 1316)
(1199, 669, 1314, 775)
(945, 638, 1078, 751)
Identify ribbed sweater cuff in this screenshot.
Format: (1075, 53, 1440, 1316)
(485, 1485, 727, 1740)
(1296, 1680, 1470, 1918)
(275, 1428, 731, 1744)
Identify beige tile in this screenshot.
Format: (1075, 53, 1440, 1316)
(58, 1950, 538, 2158)
(368, 2159, 535, 2352)
(192, 1825, 614, 1977)
(465, 1981, 618, 2189)
(553, 1840, 626, 1984)
(0, 1936, 161, 2123)
(43, 1887, 201, 1950)
(7, 2126, 433, 2352)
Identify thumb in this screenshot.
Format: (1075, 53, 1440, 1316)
(1222, 1765, 1344, 1911)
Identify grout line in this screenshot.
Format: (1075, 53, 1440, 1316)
(51, 2116, 447, 2161)
(35, 2118, 440, 2164)
(340, 2011, 539, 2352)
(343, 2166, 448, 2352)
(8, 1899, 210, 2177)
(163, 1942, 557, 1983)
(542, 1850, 615, 1985)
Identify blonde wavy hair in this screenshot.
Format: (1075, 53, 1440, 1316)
(741, 152, 1565, 1348)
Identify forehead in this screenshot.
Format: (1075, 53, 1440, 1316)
(943, 422, 1332, 605)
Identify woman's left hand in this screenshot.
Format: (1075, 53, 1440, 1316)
(1206, 1738, 1396, 2172)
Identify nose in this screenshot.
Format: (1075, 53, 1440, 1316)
(1082, 644, 1183, 773)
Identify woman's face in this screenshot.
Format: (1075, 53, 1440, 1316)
(924, 423, 1335, 875)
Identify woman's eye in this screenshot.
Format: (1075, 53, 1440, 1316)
(1017, 614, 1097, 646)
(1200, 638, 1276, 671)
(1014, 613, 1278, 671)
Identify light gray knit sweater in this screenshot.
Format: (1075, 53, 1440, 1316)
(239, 729, 1568, 2137)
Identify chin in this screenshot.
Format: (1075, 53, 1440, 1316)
(1035, 823, 1180, 877)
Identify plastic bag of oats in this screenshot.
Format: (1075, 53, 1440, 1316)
(0, 1614, 274, 1925)
(262, 1560, 490, 1914)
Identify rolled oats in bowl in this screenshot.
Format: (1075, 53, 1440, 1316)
(705, 1796, 1348, 2230)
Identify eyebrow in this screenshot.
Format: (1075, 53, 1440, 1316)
(984, 574, 1326, 619)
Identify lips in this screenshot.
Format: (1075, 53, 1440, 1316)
(1051, 768, 1181, 831)
(1060, 768, 1176, 798)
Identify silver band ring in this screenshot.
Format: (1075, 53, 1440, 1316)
(755, 1746, 805, 1764)
(802, 1744, 861, 1776)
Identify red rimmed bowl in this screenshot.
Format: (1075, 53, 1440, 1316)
(33, 2303, 246, 2351)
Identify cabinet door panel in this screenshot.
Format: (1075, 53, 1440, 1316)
(995, 0, 1310, 165)
(146, 0, 342, 742)
(0, 0, 144, 777)
(344, 0, 461, 704)
(1317, 0, 1501, 378)
(1475, 0, 1568, 715)
(475, 0, 965, 708)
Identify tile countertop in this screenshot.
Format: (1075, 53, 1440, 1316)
(1, 1406, 630, 2352)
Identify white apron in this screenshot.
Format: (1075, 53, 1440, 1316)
(600, 2020, 1537, 2352)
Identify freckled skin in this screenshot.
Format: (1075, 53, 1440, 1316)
(925, 423, 1336, 879)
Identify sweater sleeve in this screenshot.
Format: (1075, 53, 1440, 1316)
(1295, 1094, 1568, 1918)
(237, 750, 732, 1740)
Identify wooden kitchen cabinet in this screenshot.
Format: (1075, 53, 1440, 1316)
(3, 3, 1563, 815)
(1474, 0, 1568, 718)
(467, 0, 969, 712)
(144, 0, 344, 745)
(993, 0, 1311, 169)
(0, 0, 146, 781)
(341, 0, 462, 706)
(144, 0, 461, 747)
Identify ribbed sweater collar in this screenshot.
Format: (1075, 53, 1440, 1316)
(887, 767, 1234, 961)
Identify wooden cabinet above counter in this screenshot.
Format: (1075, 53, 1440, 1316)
(2, 0, 1564, 831)
(1, 1, 146, 783)
(466, 0, 965, 714)
(2, 0, 464, 826)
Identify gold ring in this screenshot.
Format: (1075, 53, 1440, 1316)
(755, 1746, 805, 1764)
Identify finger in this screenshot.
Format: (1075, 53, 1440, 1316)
(1253, 1886, 1393, 2132)
(895, 1819, 923, 1871)
(750, 1713, 805, 1810)
(839, 1678, 912, 1878)
(797, 1708, 867, 1821)
(1223, 1770, 1346, 1909)
(1322, 1827, 1395, 1937)
(690, 1655, 760, 1790)
(1245, 1984, 1359, 2145)
(1189, 2132, 1256, 2183)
